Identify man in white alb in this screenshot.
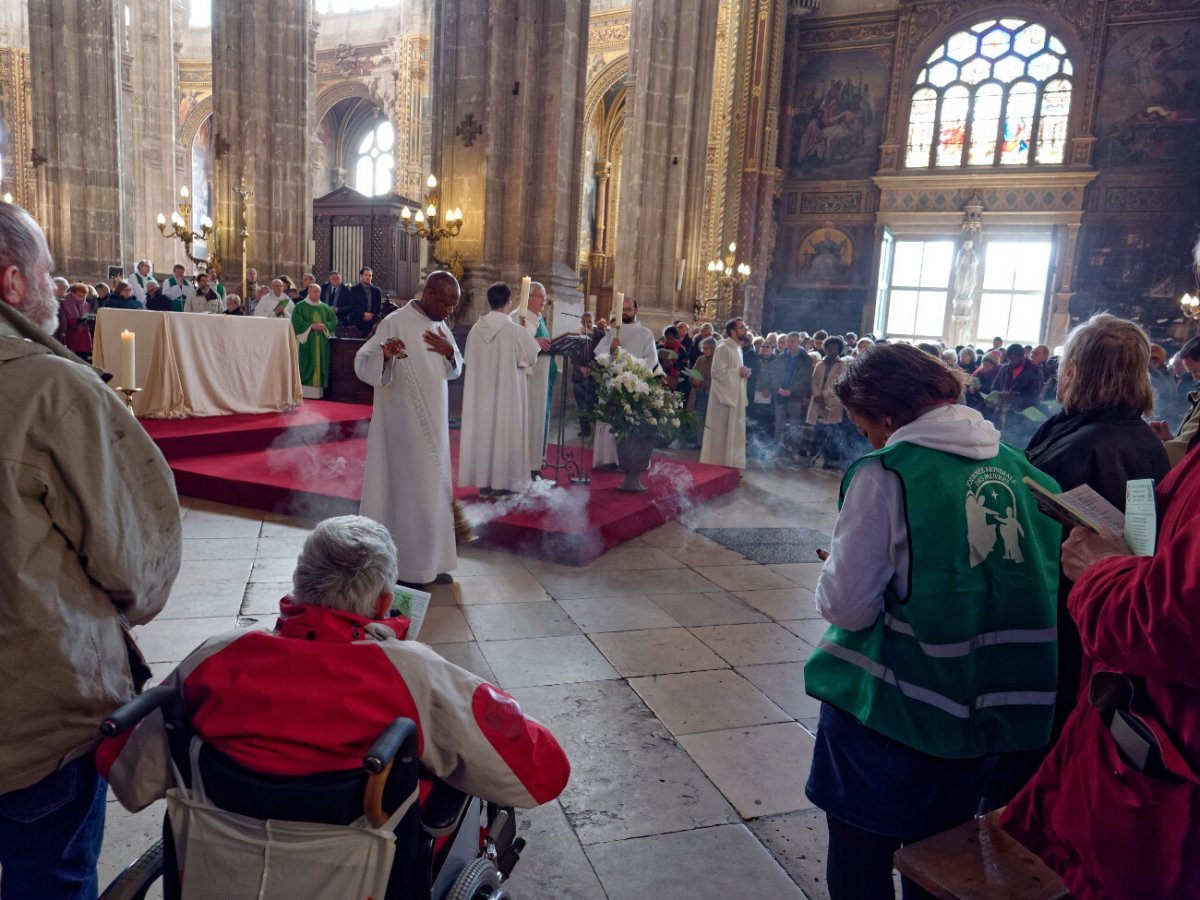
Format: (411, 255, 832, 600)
(130, 260, 152, 305)
(459, 282, 543, 495)
(700, 317, 750, 469)
(255, 279, 294, 319)
(355, 271, 463, 587)
(161, 264, 189, 311)
(591, 295, 661, 469)
(512, 281, 553, 479)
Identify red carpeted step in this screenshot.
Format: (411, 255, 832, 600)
(141, 400, 373, 460)
(150, 404, 740, 566)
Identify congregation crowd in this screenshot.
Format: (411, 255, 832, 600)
(3, 190, 1199, 900)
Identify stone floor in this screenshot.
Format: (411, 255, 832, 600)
(99, 456, 847, 899)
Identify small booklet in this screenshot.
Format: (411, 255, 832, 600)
(391, 585, 432, 641)
(1022, 476, 1121, 535)
(1022, 476, 1156, 556)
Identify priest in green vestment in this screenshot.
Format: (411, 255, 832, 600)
(293, 284, 340, 399)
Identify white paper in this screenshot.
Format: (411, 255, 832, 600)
(1123, 479, 1157, 557)
(391, 586, 432, 641)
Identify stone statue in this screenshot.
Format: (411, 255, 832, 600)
(954, 239, 979, 302)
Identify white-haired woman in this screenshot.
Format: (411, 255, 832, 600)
(104, 516, 570, 820)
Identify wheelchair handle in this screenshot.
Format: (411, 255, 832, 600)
(100, 685, 175, 738)
(363, 717, 419, 774)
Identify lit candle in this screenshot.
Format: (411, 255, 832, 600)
(613, 291, 623, 338)
(120, 329, 136, 389)
(518, 276, 531, 321)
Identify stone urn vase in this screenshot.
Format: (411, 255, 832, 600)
(615, 428, 656, 492)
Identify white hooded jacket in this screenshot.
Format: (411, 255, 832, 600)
(815, 403, 1001, 631)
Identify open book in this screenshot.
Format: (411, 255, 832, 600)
(1022, 476, 1156, 556)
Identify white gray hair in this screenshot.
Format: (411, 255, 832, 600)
(292, 516, 397, 616)
(0, 203, 45, 279)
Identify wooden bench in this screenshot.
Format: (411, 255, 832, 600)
(893, 810, 1069, 899)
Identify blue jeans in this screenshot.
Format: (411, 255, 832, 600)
(0, 755, 107, 899)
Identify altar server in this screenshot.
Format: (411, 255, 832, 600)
(459, 282, 542, 495)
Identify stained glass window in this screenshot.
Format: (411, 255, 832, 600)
(905, 19, 1073, 168)
(968, 83, 1002, 165)
(1000, 81, 1037, 165)
(937, 86, 970, 167)
(905, 88, 938, 168)
(1036, 78, 1072, 164)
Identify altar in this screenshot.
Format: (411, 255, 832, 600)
(93, 309, 303, 418)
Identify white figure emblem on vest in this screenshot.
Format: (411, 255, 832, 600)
(965, 476, 1022, 568)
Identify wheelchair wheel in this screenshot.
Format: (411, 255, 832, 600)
(445, 856, 510, 900)
(98, 838, 164, 900)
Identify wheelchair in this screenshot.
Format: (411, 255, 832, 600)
(98, 685, 525, 900)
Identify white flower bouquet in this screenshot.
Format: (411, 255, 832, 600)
(589, 348, 699, 441)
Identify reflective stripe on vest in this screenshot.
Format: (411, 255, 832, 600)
(882, 614, 1056, 658)
(817, 637, 1057, 719)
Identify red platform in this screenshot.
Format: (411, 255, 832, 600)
(145, 401, 739, 565)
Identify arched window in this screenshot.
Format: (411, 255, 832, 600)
(316, 0, 401, 13)
(905, 19, 1073, 168)
(354, 119, 395, 197)
(188, 0, 210, 28)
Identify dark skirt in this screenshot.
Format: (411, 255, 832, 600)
(806, 703, 1000, 839)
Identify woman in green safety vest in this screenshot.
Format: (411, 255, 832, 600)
(802, 342, 1062, 900)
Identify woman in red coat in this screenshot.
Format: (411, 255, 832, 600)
(58, 282, 93, 357)
(1001, 442, 1200, 898)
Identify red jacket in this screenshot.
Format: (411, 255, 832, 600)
(101, 598, 570, 813)
(1001, 447, 1200, 899)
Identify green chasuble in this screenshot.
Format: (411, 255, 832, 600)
(292, 300, 339, 388)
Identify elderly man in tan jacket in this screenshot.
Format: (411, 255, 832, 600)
(0, 203, 181, 898)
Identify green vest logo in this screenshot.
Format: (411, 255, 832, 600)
(964, 465, 1025, 568)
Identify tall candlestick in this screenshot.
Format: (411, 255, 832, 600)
(120, 330, 136, 389)
(518, 276, 531, 321)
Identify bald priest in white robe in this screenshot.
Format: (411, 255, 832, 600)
(459, 282, 543, 494)
(512, 281, 553, 478)
(700, 317, 750, 469)
(355, 271, 464, 587)
(591, 294, 661, 468)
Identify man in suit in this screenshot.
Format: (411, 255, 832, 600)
(321, 270, 347, 325)
(346, 266, 382, 336)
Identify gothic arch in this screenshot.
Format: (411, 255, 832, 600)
(583, 55, 630, 133)
(315, 80, 383, 128)
(180, 95, 213, 151)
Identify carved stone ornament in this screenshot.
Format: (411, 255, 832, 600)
(455, 113, 482, 148)
(334, 43, 358, 78)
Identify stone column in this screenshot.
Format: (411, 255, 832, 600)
(614, 0, 719, 324)
(28, 0, 125, 275)
(124, 0, 179, 270)
(432, 0, 588, 332)
(211, 0, 313, 282)
(729, 0, 788, 327)
(589, 157, 611, 288)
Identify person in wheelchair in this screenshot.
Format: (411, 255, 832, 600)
(100, 515, 569, 897)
